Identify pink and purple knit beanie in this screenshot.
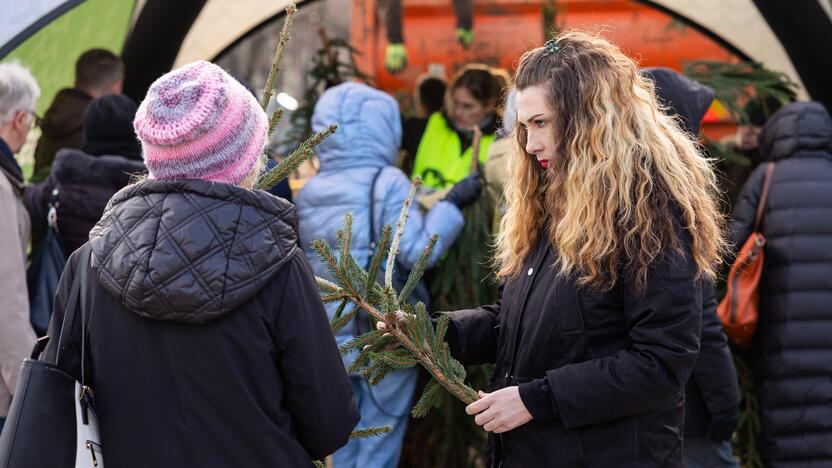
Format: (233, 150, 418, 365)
(134, 60, 267, 185)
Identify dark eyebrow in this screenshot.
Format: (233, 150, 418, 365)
(522, 113, 546, 123)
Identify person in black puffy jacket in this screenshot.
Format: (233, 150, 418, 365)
(25, 94, 145, 255)
(643, 67, 741, 468)
(728, 101, 832, 468)
(43, 60, 359, 467)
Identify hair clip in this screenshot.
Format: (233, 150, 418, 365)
(543, 39, 560, 56)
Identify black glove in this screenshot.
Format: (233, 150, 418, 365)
(706, 410, 739, 442)
(443, 174, 483, 208)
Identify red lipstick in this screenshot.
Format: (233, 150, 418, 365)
(539, 159, 549, 169)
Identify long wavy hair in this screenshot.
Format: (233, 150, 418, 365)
(495, 31, 726, 292)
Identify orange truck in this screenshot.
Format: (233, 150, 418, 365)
(350, 0, 742, 139)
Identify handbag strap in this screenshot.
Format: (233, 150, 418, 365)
(753, 162, 776, 232)
(80, 246, 90, 388)
(55, 245, 92, 371)
(367, 167, 386, 268)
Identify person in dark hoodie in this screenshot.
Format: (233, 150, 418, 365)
(643, 67, 741, 468)
(25, 94, 145, 254)
(729, 101, 832, 468)
(31, 49, 123, 181)
(43, 60, 359, 467)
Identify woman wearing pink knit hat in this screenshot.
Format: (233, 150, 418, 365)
(43, 60, 359, 468)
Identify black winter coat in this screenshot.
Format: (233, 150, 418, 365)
(32, 88, 92, 178)
(447, 214, 702, 467)
(25, 148, 145, 254)
(682, 283, 740, 440)
(729, 101, 832, 467)
(43, 179, 359, 468)
(643, 67, 741, 442)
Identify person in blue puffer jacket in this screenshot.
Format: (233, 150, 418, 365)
(296, 81, 481, 468)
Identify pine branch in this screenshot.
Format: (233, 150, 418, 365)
(385, 177, 421, 287)
(683, 60, 797, 124)
(365, 225, 392, 298)
(350, 426, 393, 439)
(312, 179, 480, 409)
(330, 305, 360, 333)
(412, 379, 443, 418)
(398, 234, 438, 303)
(261, 4, 298, 110)
(256, 123, 337, 190)
(268, 107, 284, 136)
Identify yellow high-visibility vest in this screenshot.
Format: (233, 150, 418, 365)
(411, 113, 494, 189)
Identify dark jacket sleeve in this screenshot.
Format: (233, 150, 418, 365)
(544, 235, 703, 429)
(729, 163, 766, 255)
(693, 282, 740, 420)
(272, 251, 360, 460)
(445, 282, 503, 366)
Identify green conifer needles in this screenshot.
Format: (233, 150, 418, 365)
(255, 123, 337, 190)
(312, 178, 480, 415)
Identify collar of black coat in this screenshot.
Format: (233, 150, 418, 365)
(89, 178, 299, 324)
(52, 148, 145, 191)
(759, 101, 832, 162)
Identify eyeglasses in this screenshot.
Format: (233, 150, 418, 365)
(25, 109, 43, 127)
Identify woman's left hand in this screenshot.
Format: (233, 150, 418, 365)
(465, 387, 533, 433)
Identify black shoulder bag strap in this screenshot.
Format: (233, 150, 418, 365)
(367, 167, 386, 262)
(55, 245, 92, 367)
(354, 168, 386, 337)
(54, 244, 97, 423)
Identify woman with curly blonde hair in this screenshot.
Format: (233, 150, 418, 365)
(447, 31, 726, 467)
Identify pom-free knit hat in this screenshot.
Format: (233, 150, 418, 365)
(134, 60, 267, 185)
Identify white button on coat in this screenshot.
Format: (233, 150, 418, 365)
(528, 268, 534, 276)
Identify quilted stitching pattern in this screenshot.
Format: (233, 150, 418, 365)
(89, 178, 298, 324)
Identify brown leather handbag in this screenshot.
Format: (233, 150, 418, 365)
(718, 162, 776, 347)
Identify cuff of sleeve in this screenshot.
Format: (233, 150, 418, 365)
(518, 378, 557, 422)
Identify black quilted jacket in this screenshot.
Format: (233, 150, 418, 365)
(729, 101, 832, 467)
(44, 178, 359, 467)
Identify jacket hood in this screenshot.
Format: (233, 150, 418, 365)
(53, 148, 145, 191)
(81, 94, 142, 161)
(89, 178, 299, 324)
(759, 101, 832, 162)
(642, 67, 714, 135)
(311, 82, 401, 170)
(41, 88, 93, 139)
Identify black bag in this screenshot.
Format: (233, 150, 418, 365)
(27, 189, 67, 336)
(0, 245, 103, 468)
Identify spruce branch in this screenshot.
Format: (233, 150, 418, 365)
(398, 234, 438, 303)
(385, 177, 421, 287)
(256, 123, 337, 190)
(268, 107, 284, 136)
(312, 180, 480, 412)
(261, 4, 298, 110)
(349, 426, 393, 439)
